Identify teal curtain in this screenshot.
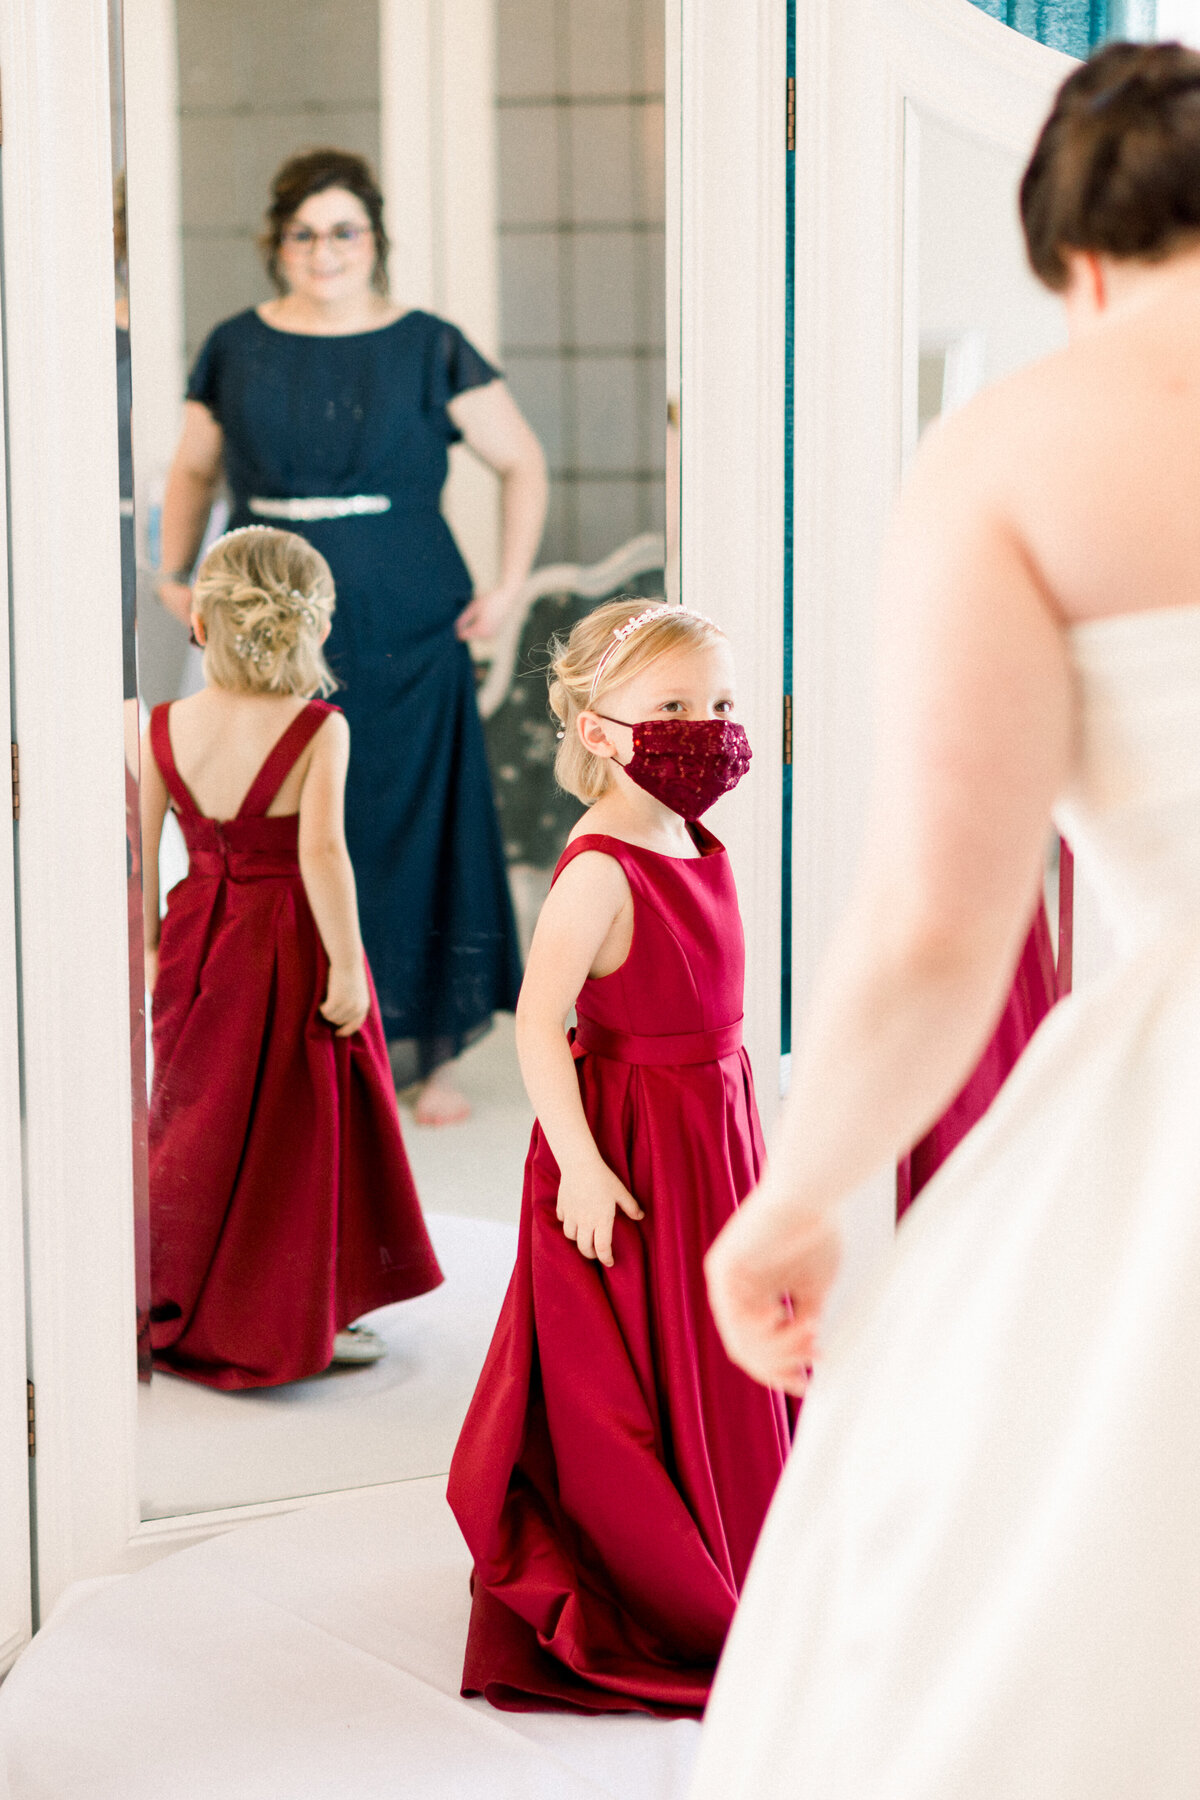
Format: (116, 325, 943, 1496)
(967, 1, 1156, 56)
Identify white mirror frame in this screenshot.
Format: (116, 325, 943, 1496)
(0, 260, 30, 1674)
(3, 0, 788, 1615)
(787, 0, 1071, 1302)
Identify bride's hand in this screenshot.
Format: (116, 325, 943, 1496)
(705, 1188, 841, 1396)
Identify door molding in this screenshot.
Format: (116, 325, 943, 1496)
(789, 0, 1070, 1300)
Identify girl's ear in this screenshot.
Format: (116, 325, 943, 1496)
(318, 619, 332, 645)
(578, 710, 617, 760)
(190, 611, 207, 647)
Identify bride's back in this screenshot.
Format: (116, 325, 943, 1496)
(993, 274, 1200, 628)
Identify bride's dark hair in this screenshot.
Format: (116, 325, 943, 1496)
(1021, 39, 1200, 291)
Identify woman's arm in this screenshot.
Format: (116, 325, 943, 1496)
(516, 851, 645, 1265)
(296, 714, 370, 1037)
(448, 380, 548, 641)
(705, 409, 1076, 1392)
(157, 401, 225, 626)
(139, 726, 169, 993)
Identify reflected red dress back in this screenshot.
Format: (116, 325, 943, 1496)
(147, 699, 442, 1389)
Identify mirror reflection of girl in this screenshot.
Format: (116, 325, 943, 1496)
(447, 602, 790, 1716)
(156, 149, 547, 1125)
(141, 527, 443, 1390)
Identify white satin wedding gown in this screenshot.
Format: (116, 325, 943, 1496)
(691, 605, 1200, 1799)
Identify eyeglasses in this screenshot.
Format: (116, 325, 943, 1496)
(279, 223, 372, 253)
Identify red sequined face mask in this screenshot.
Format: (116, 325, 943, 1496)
(594, 715, 752, 819)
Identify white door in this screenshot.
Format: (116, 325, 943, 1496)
(789, 0, 1073, 1306)
(0, 202, 33, 1670)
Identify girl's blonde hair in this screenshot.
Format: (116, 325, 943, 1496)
(192, 526, 337, 697)
(548, 599, 726, 804)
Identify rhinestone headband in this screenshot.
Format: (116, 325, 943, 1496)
(586, 605, 713, 703)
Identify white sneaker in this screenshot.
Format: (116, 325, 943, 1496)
(330, 1325, 387, 1365)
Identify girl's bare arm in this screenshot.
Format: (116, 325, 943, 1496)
(516, 851, 645, 1265)
(296, 714, 369, 1035)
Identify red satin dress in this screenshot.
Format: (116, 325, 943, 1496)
(147, 699, 443, 1390)
(448, 827, 791, 1718)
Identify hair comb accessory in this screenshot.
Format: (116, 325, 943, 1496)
(586, 605, 713, 702)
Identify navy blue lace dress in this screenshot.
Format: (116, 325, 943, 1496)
(187, 307, 522, 1080)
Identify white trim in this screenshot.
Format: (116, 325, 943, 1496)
(0, 139, 32, 1670)
(680, 0, 786, 1127)
(0, 0, 142, 1617)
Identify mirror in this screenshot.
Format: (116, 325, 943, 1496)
(121, 0, 674, 1519)
(905, 104, 1066, 457)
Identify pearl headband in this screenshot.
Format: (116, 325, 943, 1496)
(586, 604, 713, 703)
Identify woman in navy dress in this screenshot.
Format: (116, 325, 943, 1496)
(157, 149, 546, 1121)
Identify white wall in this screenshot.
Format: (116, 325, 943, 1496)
(917, 109, 1065, 397)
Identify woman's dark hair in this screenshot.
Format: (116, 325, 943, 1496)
(261, 148, 390, 294)
(1020, 40, 1200, 291)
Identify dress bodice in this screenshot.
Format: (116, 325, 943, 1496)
(554, 828, 745, 1045)
(186, 308, 498, 513)
(1058, 605, 1200, 950)
(150, 701, 334, 885)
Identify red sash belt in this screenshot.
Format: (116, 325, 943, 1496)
(573, 1015, 743, 1066)
(186, 849, 300, 881)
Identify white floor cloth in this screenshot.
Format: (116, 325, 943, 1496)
(0, 1477, 700, 1799)
(139, 1213, 518, 1516)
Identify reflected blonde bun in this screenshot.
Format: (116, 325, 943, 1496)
(192, 526, 337, 698)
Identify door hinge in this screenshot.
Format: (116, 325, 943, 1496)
(786, 76, 796, 153)
(783, 693, 793, 766)
(10, 744, 18, 821)
(27, 1380, 35, 1458)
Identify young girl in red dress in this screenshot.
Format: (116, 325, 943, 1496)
(448, 601, 790, 1717)
(141, 526, 442, 1390)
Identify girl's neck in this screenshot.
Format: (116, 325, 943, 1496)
(259, 290, 403, 337)
(579, 785, 699, 857)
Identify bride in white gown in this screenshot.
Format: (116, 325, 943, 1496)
(693, 42, 1200, 1800)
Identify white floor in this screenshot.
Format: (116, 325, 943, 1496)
(138, 1211, 518, 1517)
(0, 1478, 701, 1799)
(139, 1016, 534, 1519)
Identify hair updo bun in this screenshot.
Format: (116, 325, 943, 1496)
(192, 526, 338, 698)
(1021, 40, 1200, 291)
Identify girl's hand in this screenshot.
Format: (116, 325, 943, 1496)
(320, 964, 370, 1037)
(455, 584, 520, 642)
(156, 579, 194, 628)
(144, 944, 159, 998)
(557, 1161, 645, 1267)
(705, 1188, 841, 1396)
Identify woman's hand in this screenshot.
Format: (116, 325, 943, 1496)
(705, 1188, 841, 1396)
(455, 584, 520, 642)
(556, 1160, 645, 1267)
(157, 579, 194, 628)
(319, 963, 370, 1037)
(144, 944, 159, 998)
